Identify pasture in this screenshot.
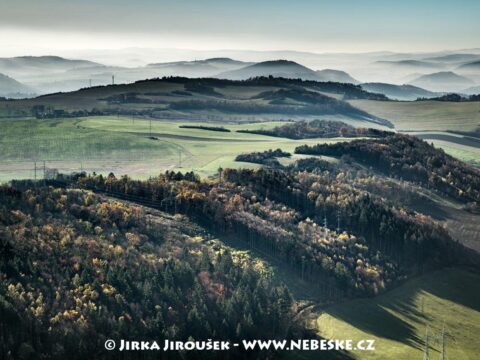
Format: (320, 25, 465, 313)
(349, 100, 480, 132)
(0, 116, 340, 182)
(315, 268, 480, 360)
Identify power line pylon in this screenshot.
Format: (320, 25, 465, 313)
(423, 324, 431, 360)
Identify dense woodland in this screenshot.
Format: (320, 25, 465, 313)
(152, 77, 389, 100)
(25, 76, 390, 124)
(2, 124, 479, 359)
(417, 93, 480, 102)
(237, 120, 391, 139)
(0, 185, 302, 359)
(66, 154, 473, 302)
(235, 149, 291, 167)
(295, 134, 480, 206)
(169, 98, 374, 120)
(178, 125, 231, 132)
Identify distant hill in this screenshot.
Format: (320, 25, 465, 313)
(360, 82, 438, 101)
(425, 54, 480, 63)
(458, 60, 480, 70)
(315, 69, 359, 84)
(149, 57, 247, 67)
(376, 60, 443, 69)
(216, 60, 320, 80)
(0, 56, 99, 76)
(408, 71, 474, 92)
(7, 76, 390, 127)
(147, 58, 252, 77)
(0, 73, 33, 98)
(462, 85, 480, 95)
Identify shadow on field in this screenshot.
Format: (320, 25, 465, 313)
(326, 297, 424, 350)
(323, 268, 480, 351)
(416, 268, 480, 312)
(410, 199, 450, 221)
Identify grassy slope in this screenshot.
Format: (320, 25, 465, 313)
(0, 116, 343, 182)
(349, 100, 480, 166)
(315, 268, 480, 360)
(349, 100, 480, 132)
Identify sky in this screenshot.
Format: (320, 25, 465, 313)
(0, 0, 479, 56)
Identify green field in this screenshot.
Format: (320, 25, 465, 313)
(349, 100, 480, 166)
(1, 112, 479, 182)
(2, 115, 479, 360)
(315, 268, 480, 360)
(350, 100, 480, 132)
(0, 116, 344, 182)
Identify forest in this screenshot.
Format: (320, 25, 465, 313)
(0, 185, 302, 359)
(295, 134, 480, 206)
(147, 77, 389, 100)
(178, 125, 231, 132)
(66, 156, 473, 302)
(169, 98, 372, 119)
(1, 133, 479, 359)
(237, 119, 391, 139)
(235, 149, 291, 166)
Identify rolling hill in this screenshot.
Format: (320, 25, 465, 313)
(0, 73, 33, 98)
(376, 59, 444, 69)
(360, 82, 439, 101)
(216, 60, 360, 84)
(0, 56, 99, 77)
(425, 53, 480, 63)
(0, 76, 391, 127)
(147, 57, 252, 77)
(462, 85, 480, 95)
(408, 71, 475, 92)
(315, 69, 359, 84)
(458, 60, 480, 70)
(216, 60, 321, 80)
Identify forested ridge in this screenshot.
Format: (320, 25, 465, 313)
(0, 185, 301, 359)
(146, 76, 389, 100)
(295, 134, 480, 206)
(235, 149, 291, 167)
(2, 132, 478, 359)
(68, 158, 472, 300)
(237, 120, 391, 139)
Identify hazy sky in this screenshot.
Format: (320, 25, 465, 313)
(0, 0, 479, 56)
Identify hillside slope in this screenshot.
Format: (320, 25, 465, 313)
(0, 73, 33, 98)
(409, 71, 474, 92)
(0, 77, 391, 126)
(315, 69, 359, 84)
(316, 268, 480, 360)
(217, 60, 320, 80)
(360, 83, 438, 101)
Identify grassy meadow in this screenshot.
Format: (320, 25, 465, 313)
(0, 116, 344, 182)
(348, 100, 480, 166)
(315, 268, 480, 360)
(349, 100, 480, 132)
(1, 110, 479, 182)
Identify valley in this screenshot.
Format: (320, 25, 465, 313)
(1, 71, 479, 360)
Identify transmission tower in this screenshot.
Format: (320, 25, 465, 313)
(423, 325, 431, 360)
(439, 322, 451, 360)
